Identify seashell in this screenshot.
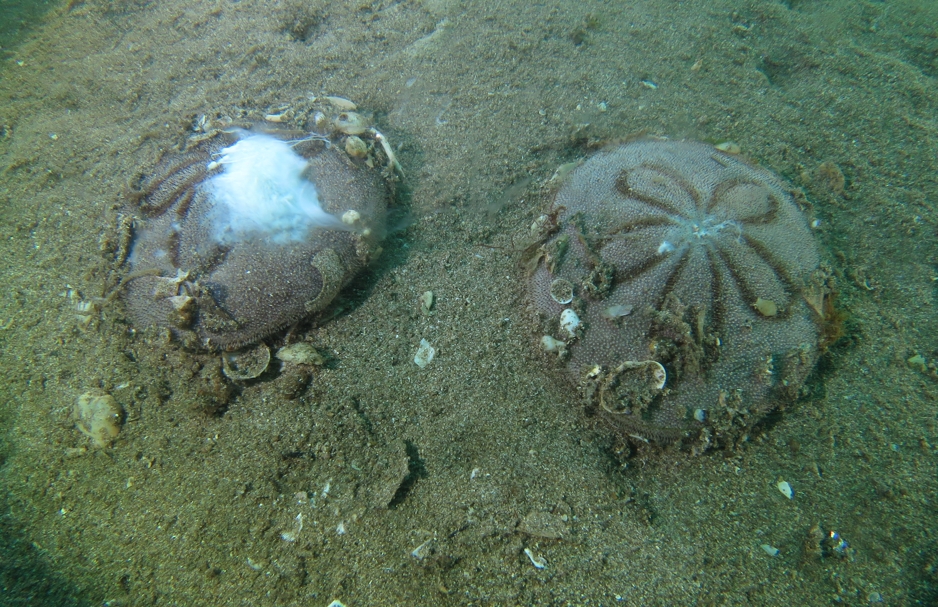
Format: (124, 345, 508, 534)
(549, 279, 574, 304)
(414, 338, 436, 368)
(222, 344, 271, 380)
(559, 308, 580, 337)
(333, 112, 369, 135)
(601, 304, 633, 321)
(714, 141, 741, 154)
(540, 335, 566, 353)
(275, 342, 324, 366)
(323, 96, 358, 111)
(74, 392, 123, 448)
(420, 290, 434, 313)
(753, 297, 778, 317)
(761, 544, 780, 557)
(344, 135, 368, 158)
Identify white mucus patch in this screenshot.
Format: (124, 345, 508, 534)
(206, 132, 344, 245)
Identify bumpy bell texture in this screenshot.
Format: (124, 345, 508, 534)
(530, 140, 821, 449)
(123, 129, 388, 350)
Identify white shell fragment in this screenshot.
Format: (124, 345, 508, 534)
(414, 339, 436, 368)
(420, 290, 435, 313)
(640, 360, 667, 390)
(523, 548, 547, 569)
(559, 308, 580, 337)
(540, 335, 566, 354)
(74, 392, 123, 448)
(280, 513, 304, 542)
(549, 279, 574, 304)
(715, 141, 742, 155)
(777, 480, 794, 499)
(275, 343, 324, 366)
(222, 344, 271, 380)
(601, 304, 633, 321)
(761, 544, 780, 557)
(323, 95, 358, 111)
(411, 539, 433, 560)
(341, 209, 361, 225)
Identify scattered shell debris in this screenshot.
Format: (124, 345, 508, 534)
(414, 338, 436, 368)
(326, 601, 347, 607)
(73, 391, 123, 448)
(275, 343, 324, 366)
(523, 547, 548, 569)
(777, 480, 794, 499)
(222, 344, 271, 380)
(549, 279, 574, 304)
(559, 308, 580, 337)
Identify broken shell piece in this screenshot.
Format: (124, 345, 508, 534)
(761, 544, 780, 557)
(310, 111, 327, 129)
(559, 308, 580, 337)
(754, 297, 778, 317)
(540, 335, 566, 354)
(222, 344, 271, 380)
(530, 214, 550, 236)
(777, 480, 794, 499)
(598, 360, 667, 415)
(420, 290, 434, 313)
(333, 112, 369, 135)
(264, 110, 293, 123)
(74, 392, 123, 448)
(523, 548, 548, 569)
(414, 338, 435, 368)
(275, 343, 324, 366)
(341, 209, 362, 225)
(344, 135, 368, 158)
(601, 304, 633, 321)
(323, 95, 358, 111)
(167, 294, 196, 329)
(715, 141, 741, 154)
(549, 279, 574, 304)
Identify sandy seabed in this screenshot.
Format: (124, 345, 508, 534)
(1, 0, 936, 605)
